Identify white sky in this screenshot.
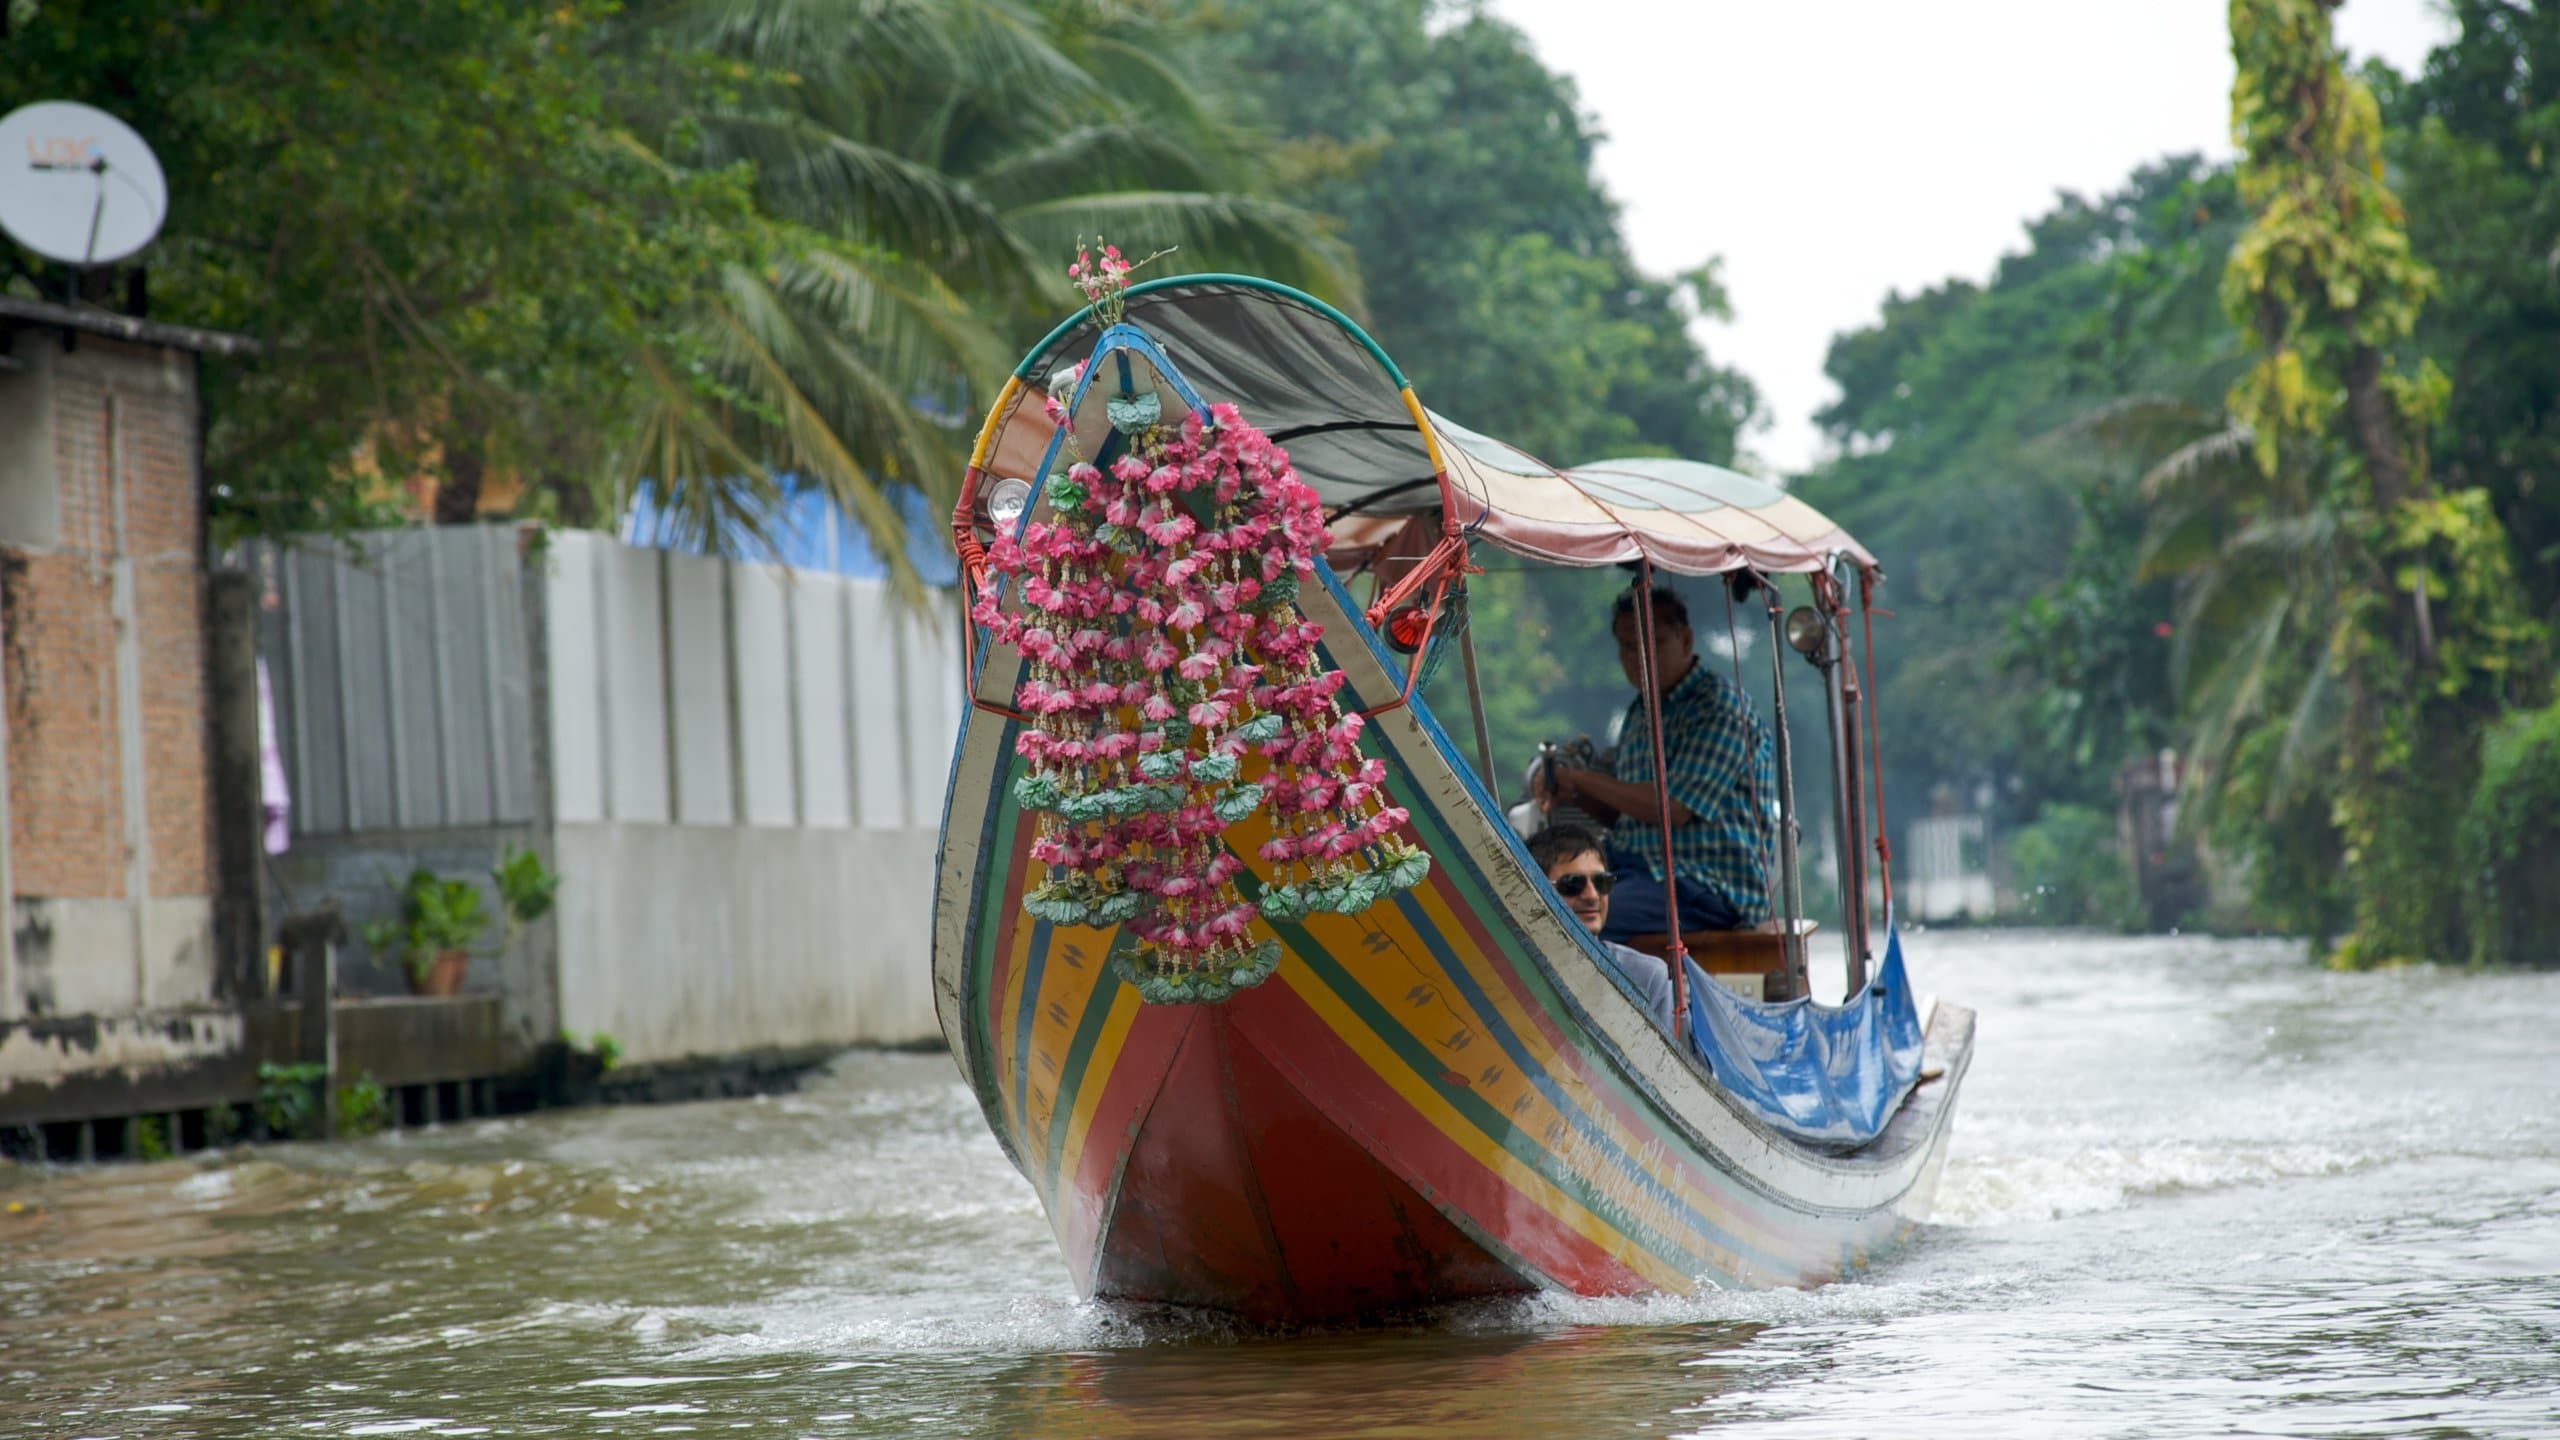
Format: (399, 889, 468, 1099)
(1489, 0, 2457, 475)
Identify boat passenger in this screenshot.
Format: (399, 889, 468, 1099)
(1527, 822, 1675, 1029)
(1536, 583, 1776, 943)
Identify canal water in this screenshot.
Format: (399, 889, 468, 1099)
(5, 932, 2557, 1438)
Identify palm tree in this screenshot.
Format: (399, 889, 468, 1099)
(603, 0, 1362, 603)
(2088, 397, 2356, 858)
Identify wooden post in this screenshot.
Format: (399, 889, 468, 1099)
(206, 570, 267, 1001)
(280, 906, 344, 1140)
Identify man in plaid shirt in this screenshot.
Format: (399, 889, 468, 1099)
(1539, 584, 1775, 941)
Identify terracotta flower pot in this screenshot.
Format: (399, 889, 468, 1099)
(408, 949, 469, 997)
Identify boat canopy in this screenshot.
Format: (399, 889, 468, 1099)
(987, 275, 1872, 579)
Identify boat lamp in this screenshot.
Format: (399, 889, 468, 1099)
(986, 477, 1033, 529)
(1784, 605, 1831, 664)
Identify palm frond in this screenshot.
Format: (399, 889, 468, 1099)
(694, 113, 1038, 293)
(2059, 392, 2220, 457)
(2266, 644, 2344, 811)
(2137, 423, 2256, 502)
(970, 123, 1222, 210)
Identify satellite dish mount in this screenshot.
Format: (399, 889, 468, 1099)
(0, 100, 171, 303)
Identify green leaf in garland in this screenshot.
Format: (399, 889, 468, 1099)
(1254, 574, 1299, 611)
(1230, 713, 1285, 745)
(1189, 752, 1240, 784)
(1044, 472, 1087, 510)
(1138, 750, 1184, 781)
(1013, 773, 1062, 810)
(1382, 850, 1433, 892)
(1259, 884, 1311, 922)
(1212, 782, 1265, 824)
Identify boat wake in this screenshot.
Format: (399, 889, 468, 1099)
(1933, 1138, 2383, 1226)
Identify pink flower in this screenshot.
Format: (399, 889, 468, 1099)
(1141, 512, 1196, 547)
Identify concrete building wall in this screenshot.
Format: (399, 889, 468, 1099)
(0, 333, 216, 1023)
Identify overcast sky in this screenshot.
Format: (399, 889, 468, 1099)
(1487, 0, 2458, 475)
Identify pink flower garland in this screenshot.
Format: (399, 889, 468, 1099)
(976, 307, 1430, 1001)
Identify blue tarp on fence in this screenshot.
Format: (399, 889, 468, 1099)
(1678, 928, 1927, 1150)
(621, 481, 958, 585)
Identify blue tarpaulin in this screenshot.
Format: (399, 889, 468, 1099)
(621, 481, 958, 585)
(1677, 928, 1926, 1150)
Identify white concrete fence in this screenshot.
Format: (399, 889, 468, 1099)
(254, 526, 960, 1066)
(543, 532, 959, 1062)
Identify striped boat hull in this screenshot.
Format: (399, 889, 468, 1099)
(932, 564, 1975, 1322)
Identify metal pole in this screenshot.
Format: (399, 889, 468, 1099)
(1761, 584, 1808, 999)
(1457, 615, 1500, 805)
(1813, 622, 1861, 989)
(1632, 562, 1688, 1040)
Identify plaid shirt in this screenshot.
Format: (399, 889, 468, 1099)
(1609, 660, 1776, 923)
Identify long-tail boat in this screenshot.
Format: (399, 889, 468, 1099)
(934, 271, 1975, 1323)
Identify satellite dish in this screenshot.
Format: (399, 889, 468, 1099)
(0, 101, 168, 267)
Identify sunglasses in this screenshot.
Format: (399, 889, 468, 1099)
(1552, 872, 1617, 899)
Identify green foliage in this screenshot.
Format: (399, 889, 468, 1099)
(0, 1, 756, 539)
(0, 0, 1357, 602)
(2225, 0, 2442, 482)
(1804, 158, 2238, 831)
(335, 1077, 391, 1138)
(204, 1102, 241, 1148)
(250, 1062, 388, 1139)
(361, 869, 491, 985)
(2007, 805, 2137, 930)
(562, 1029, 623, 1071)
(2460, 697, 2560, 966)
(2387, 1, 2560, 624)
(129, 1115, 171, 1163)
(492, 847, 560, 930)
(254, 1062, 329, 1140)
(2214, 0, 2546, 966)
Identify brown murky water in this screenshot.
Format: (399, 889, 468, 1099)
(6, 932, 2558, 1438)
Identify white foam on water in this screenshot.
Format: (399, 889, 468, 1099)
(666, 1291, 1172, 1361)
(172, 1169, 234, 1202)
(1932, 1139, 2384, 1227)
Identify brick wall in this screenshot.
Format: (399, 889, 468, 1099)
(2, 337, 211, 903)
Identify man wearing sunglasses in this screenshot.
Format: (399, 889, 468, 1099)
(1526, 823, 1674, 1030)
(1536, 582, 1775, 945)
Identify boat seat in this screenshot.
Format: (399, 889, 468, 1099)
(1620, 919, 1818, 1002)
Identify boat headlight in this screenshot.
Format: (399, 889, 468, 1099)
(1784, 605, 1830, 661)
(985, 477, 1034, 529)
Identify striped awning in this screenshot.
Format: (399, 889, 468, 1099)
(1430, 418, 1873, 577)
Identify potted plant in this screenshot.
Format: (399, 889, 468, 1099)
(361, 848, 558, 997)
(362, 870, 488, 996)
